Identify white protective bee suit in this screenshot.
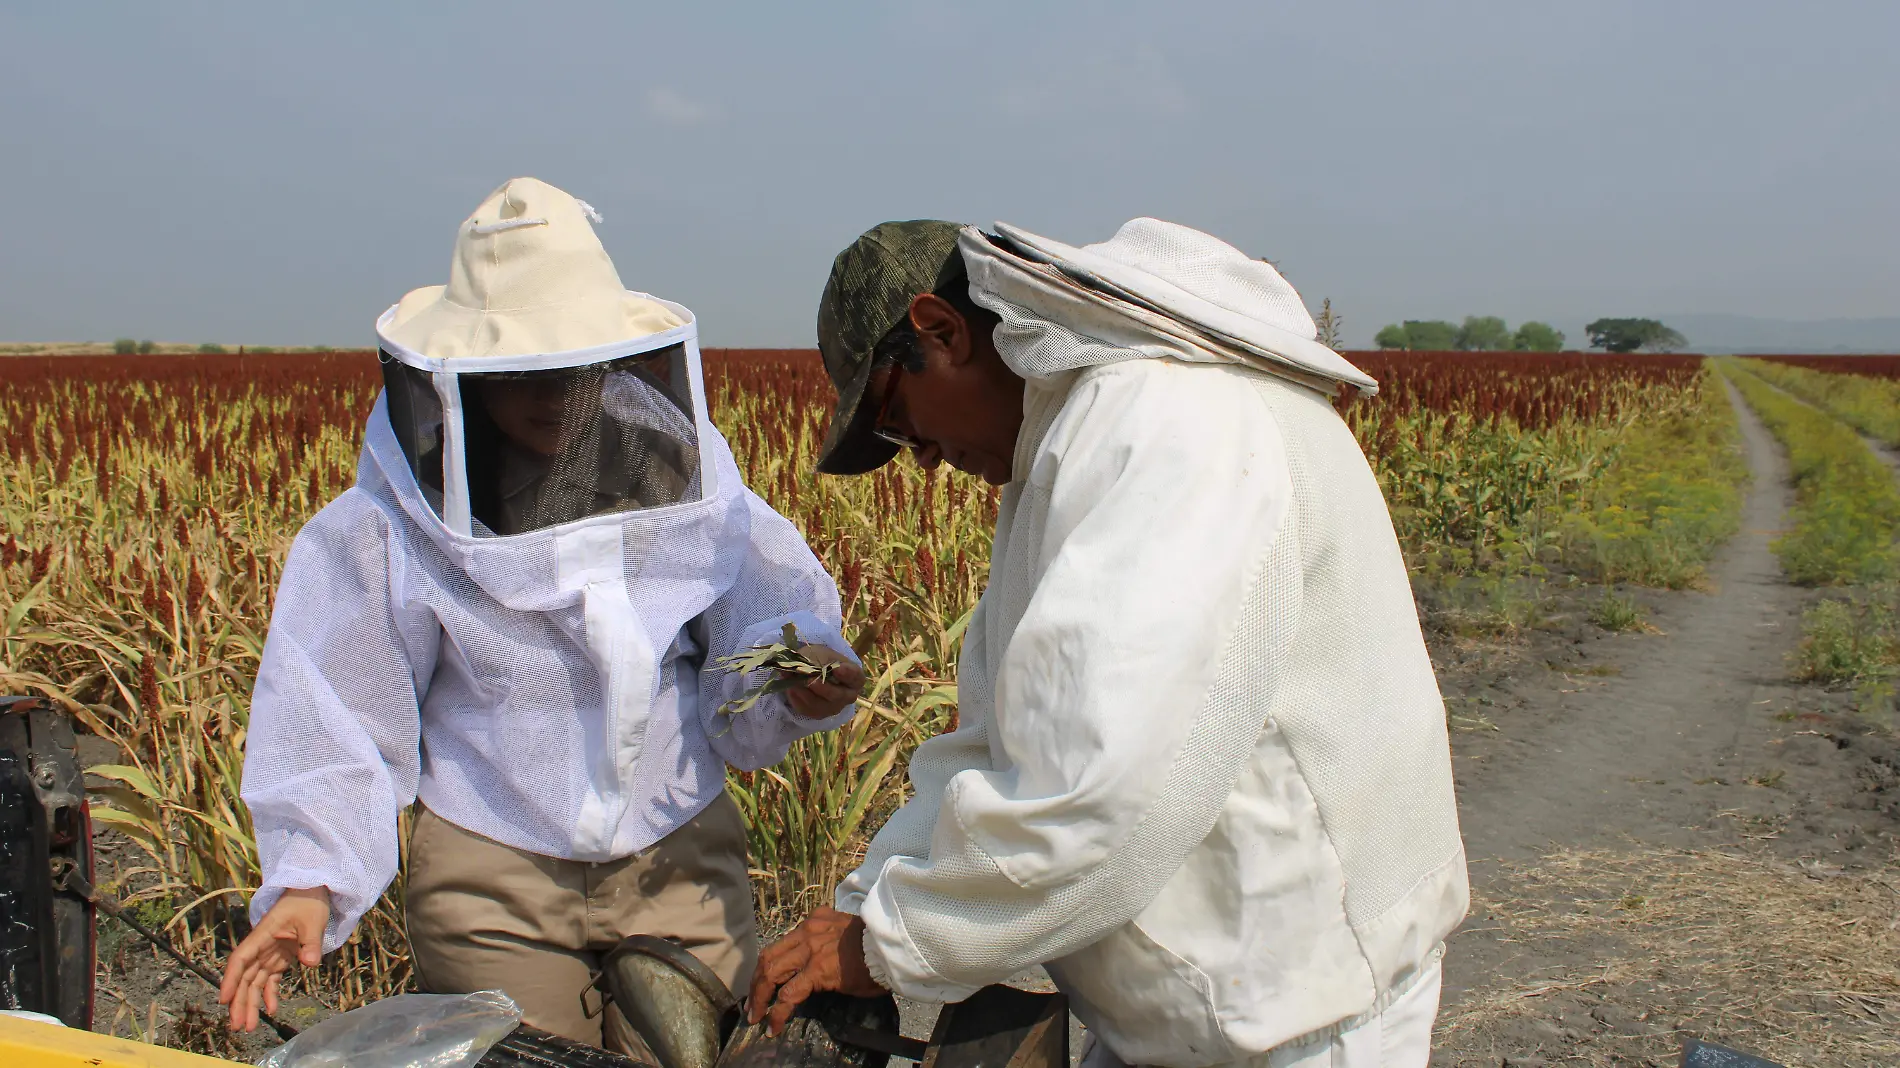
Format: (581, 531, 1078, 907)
(242, 179, 858, 964)
(835, 220, 1467, 1068)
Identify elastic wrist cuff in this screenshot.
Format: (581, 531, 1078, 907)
(861, 935, 895, 990)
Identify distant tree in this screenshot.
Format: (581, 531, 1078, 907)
(113, 338, 137, 355)
(1512, 321, 1565, 352)
(1586, 318, 1686, 353)
(1312, 298, 1343, 349)
(1373, 323, 1410, 349)
(199, 342, 227, 354)
(311, 345, 334, 353)
(1454, 316, 1512, 351)
(250, 345, 277, 354)
(1650, 324, 1687, 352)
(136, 339, 157, 354)
(1401, 320, 1459, 351)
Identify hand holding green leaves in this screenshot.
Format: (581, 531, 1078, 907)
(715, 623, 865, 723)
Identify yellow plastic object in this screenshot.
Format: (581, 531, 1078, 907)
(0, 1012, 246, 1067)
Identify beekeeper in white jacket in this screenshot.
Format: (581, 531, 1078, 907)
(221, 178, 865, 1052)
(749, 219, 1467, 1068)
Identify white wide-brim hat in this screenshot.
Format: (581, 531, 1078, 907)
(990, 217, 1376, 395)
(378, 177, 685, 363)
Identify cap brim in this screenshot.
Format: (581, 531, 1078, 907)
(815, 357, 903, 475)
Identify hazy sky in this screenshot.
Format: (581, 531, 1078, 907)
(3, 2, 1895, 349)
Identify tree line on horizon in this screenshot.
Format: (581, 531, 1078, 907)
(101, 314, 1689, 358)
(1373, 317, 1686, 354)
(111, 339, 325, 355)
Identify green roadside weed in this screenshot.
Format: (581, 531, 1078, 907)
(1588, 589, 1651, 633)
(1793, 591, 1898, 684)
(1742, 358, 1900, 448)
(1561, 362, 1747, 588)
(1410, 363, 1746, 635)
(1790, 586, 1900, 725)
(1720, 359, 1900, 586)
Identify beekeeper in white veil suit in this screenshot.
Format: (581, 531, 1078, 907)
(220, 177, 865, 1055)
(749, 219, 1468, 1068)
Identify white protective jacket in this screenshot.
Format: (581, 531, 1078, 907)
(243, 399, 855, 952)
(836, 245, 1467, 1066)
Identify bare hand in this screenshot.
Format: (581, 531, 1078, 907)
(783, 646, 865, 721)
(219, 887, 330, 1033)
(747, 906, 886, 1034)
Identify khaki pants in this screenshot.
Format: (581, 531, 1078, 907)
(405, 795, 759, 1055)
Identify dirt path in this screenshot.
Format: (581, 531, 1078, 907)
(1447, 379, 1800, 869)
(1437, 379, 1900, 1063)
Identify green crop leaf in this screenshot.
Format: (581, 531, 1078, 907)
(89, 763, 161, 799)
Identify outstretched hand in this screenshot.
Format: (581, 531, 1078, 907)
(219, 887, 330, 1033)
(782, 645, 865, 721)
(748, 906, 887, 1034)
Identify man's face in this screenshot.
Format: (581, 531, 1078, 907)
(866, 296, 1024, 487)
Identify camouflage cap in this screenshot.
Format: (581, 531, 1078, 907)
(814, 220, 966, 475)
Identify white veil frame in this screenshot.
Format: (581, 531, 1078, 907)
(373, 296, 717, 539)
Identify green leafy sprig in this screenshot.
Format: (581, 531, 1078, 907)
(712, 622, 835, 723)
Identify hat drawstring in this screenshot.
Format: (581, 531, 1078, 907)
(466, 198, 600, 235)
(469, 217, 549, 236)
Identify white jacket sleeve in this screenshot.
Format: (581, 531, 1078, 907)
(698, 489, 860, 771)
(241, 491, 440, 953)
(851, 362, 1294, 1002)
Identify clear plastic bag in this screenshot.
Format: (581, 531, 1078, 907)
(257, 990, 522, 1068)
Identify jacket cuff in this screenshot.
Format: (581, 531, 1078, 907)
(860, 932, 895, 991)
(252, 827, 369, 954)
(251, 879, 353, 955)
(857, 859, 984, 1005)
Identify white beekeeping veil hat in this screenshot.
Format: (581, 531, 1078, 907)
(960, 217, 1379, 397)
(374, 177, 713, 537)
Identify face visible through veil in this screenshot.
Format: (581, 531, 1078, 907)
(474, 374, 595, 458)
(380, 344, 703, 536)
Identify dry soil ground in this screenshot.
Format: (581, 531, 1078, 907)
(80, 386, 1898, 1066)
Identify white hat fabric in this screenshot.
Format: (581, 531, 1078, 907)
(988, 218, 1377, 395)
(380, 177, 684, 362)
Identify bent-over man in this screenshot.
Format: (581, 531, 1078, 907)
(749, 218, 1467, 1068)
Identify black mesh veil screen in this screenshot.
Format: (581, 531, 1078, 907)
(380, 345, 702, 536)
(380, 352, 446, 497)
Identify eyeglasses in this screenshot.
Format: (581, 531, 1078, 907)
(869, 362, 923, 450)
